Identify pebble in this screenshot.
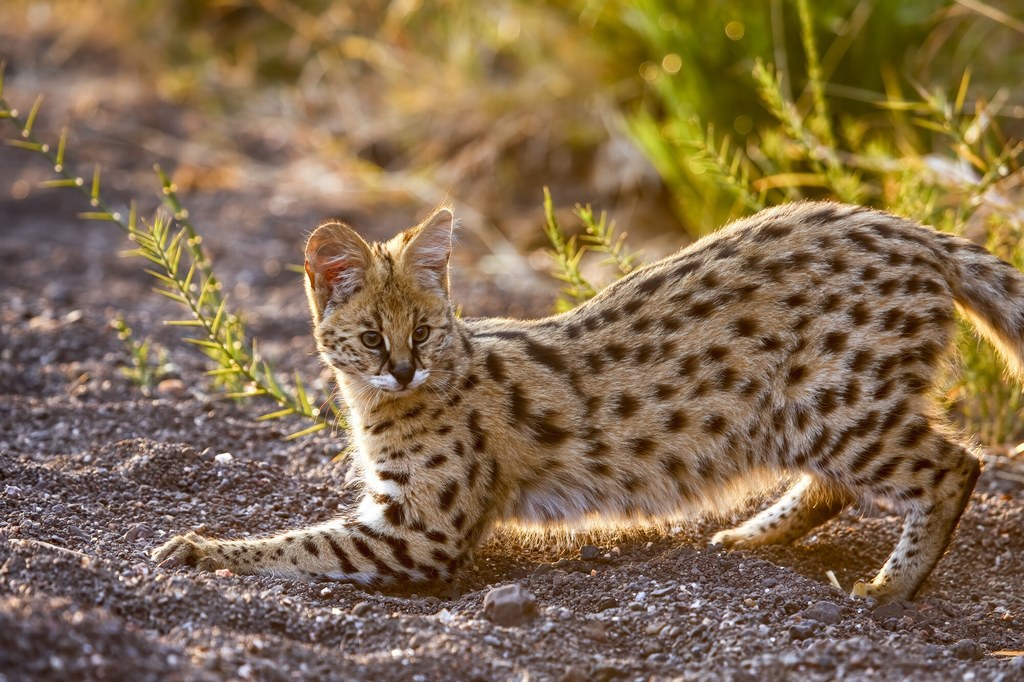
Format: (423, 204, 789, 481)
(214, 452, 233, 465)
(872, 601, 904, 622)
(483, 584, 537, 626)
(4, 485, 22, 498)
(802, 600, 842, 625)
(351, 602, 373, 617)
(789, 620, 819, 640)
(157, 379, 186, 397)
(560, 665, 589, 682)
(950, 638, 983, 661)
(122, 523, 152, 542)
(580, 545, 601, 561)
(645, 621, 666, 636)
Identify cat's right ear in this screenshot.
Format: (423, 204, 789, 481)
(304, 221, 372, 322)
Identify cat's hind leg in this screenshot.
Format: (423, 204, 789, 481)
(850, 435, 980, 602)
(711, 474, 853, 548)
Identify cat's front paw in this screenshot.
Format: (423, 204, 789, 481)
(710, 528, 750, 549)
(152, 532, 226, 572)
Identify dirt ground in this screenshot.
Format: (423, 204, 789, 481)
(3, 37, 1024, 682)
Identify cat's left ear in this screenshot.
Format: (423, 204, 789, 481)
(401, 207, 455, 294)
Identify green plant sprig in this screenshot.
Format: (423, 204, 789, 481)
(0, 66, 340, 440)
(543, 187, 597, 311)
(111, 314, 172, 393)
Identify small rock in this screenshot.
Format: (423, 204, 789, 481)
(122, 523, 153, 542)
(581, 620, 608, 642)
(580, 545, 601, 561)
(351, 602, 373, 617)
(4, 485, 22, 498)
(597, 597, 617, 611)
(593, 664, 628, 681)
(645, 621, 666, 636)
(560, 665, 589, 682)
(214, 452, 233, 465)
(872, 601, 904, 622)
(532, 563, 552, 577)
(803, 600, 842, 625)
(157, 379, 186, 397)
(951, 639, 983, 661)
(483, 584, 537, 626)
(789, 620, 819, 640)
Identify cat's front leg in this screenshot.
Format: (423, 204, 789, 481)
(152, 500, 472, 584)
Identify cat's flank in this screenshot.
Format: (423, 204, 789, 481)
(153, 202, 1024, 602)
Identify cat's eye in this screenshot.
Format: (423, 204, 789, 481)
(361, 331, 383, 348)
(412, 325, 430, 343)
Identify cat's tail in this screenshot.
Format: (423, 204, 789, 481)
(947, 239, 1024, 382)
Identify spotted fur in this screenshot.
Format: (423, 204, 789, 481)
(153, 202, 1024, 602)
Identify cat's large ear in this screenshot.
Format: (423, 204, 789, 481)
(400, 207, 455, 294)
(304, 221, 372, 323)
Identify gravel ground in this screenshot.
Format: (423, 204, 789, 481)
(2, 35, 1024, 682)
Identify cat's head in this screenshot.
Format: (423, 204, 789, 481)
(304, 208, 459, 405)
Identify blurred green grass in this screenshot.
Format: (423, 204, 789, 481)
(2, 0, 1022, 442)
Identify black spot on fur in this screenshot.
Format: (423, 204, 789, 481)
(815, 388, 838, 415)
(678, 354, 699, 377)
(623, 299, 643, 314)
(715, 367, 738, 391)
(606, 343, 628, 362)
(877, 279, 900, 296)
(786, 365, 807, 385)
(688, 300, 716, 319)
(849, 302, 871, 326)
(467, 410, 486, 452)
(849, 349, 873, 372)
(524, 339, 569, 374)
(662, 456, 687, 478)
(438, 481, 459, 512)
(704, 345, 729, 362)
(666, 409, 688, 432)
(822, 331, 848, 354)
(674, 260, 702, 280)
(732, 317, 758, 337)
(842, 380, 861, 405)
(634, 343, 655, 365)
(703, 414, 727, 435)
(752, 222, 793, 243)
(484, 352, 507, 383)
(638, 271, 668, 295)
(378, 469, 410, 485)
(629, 437, 657, 458)
(613, 393, 639, 419)
(850, 439, 883, 473)
(425, 453, 448, 469)
(899, 418, 930, 448)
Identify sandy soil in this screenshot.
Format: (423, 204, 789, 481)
(2, 40, 1024, 682)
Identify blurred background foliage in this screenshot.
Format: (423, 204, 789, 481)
(2, 0, 1022, 440)
(7, 0, 1022, 233)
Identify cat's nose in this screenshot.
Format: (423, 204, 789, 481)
(390, 362, 415, 387)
